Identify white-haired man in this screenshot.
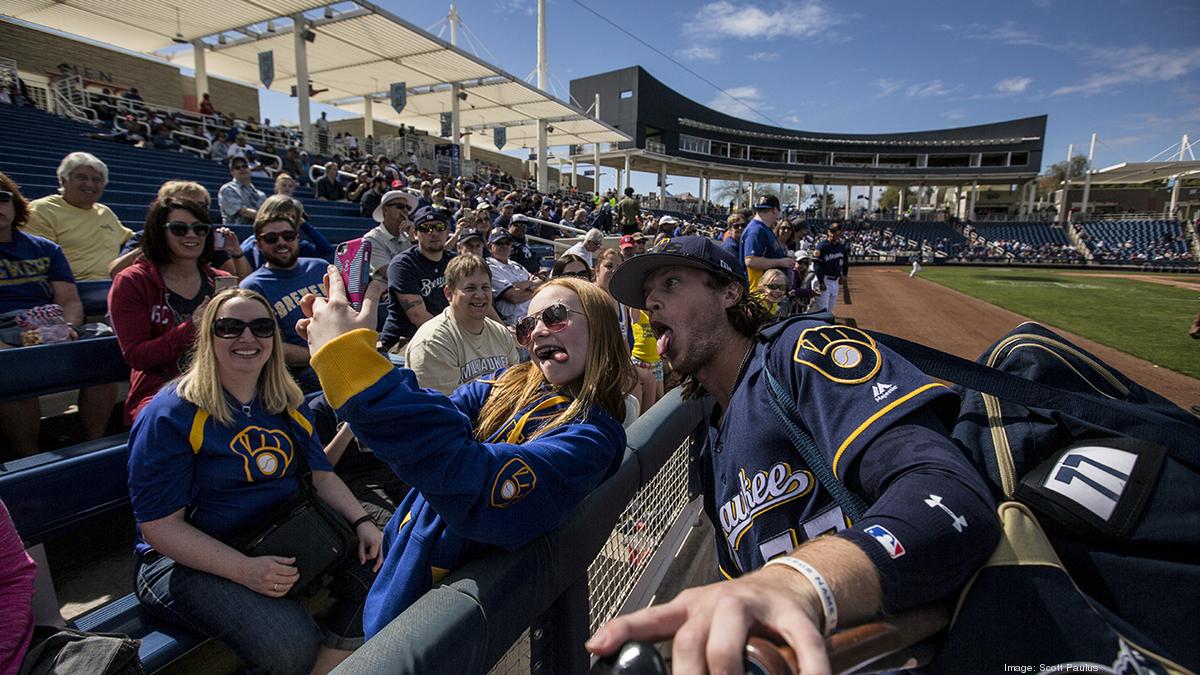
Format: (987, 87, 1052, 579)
(562, 228, 605, 267)
(25, 152, 132, 280)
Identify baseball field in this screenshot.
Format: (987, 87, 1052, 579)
(838, 266, 1199, 407)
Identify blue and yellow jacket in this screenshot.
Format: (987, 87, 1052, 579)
(311, 329, 626, 638)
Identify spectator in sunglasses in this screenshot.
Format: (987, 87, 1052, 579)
(217, 157, 266, 225)
(237, 195, 334, 271)
(380, 206, 454, 352)
(109, 198, 234, 423)
(550, 254, 591, 280)
(238, 208, 329, 392)
(0, 172, 117, 458)
(752, 267, 791, 317)
(295, 273, 635, 639)
(128, 288, 381, 674)
(364, 190, 417, 275)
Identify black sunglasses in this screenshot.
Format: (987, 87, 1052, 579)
(415, 222, 448, 233)
(0, 190, 12, 204)
(260, 230, 298, 245)
(763, 283, 787, 291)
(164, 220, 211, 237)
(213, 317, 276, 339)
(232, 163, 249, 170)
(514, 302, 585, 347)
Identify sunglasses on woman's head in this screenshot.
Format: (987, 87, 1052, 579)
(213, 317, 276, 339)
(164, 221, 211, 237)
(0, 190, 13, 204)
(259, 230, 298, 245)
(514, 302, 586, 347)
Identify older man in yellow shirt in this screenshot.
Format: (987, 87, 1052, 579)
(24, 152, 132, 281)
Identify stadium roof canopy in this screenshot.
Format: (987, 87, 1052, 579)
(1070, 161, 1200, 185)
(4, 0, 628, 151)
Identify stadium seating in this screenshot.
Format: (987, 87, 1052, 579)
(0, 104, 373, 235)
(1078, 219, 1191, 263)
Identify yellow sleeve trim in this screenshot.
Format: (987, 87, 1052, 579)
(189, 409, 210, 454)
(831, 383, 948, 479)
(288, 409, 313, 437)
(310, 328, 394, 409)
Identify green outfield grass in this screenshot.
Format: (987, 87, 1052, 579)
(918, 267, 1200, 379)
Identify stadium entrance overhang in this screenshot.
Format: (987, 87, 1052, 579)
(7, 0, 628, 155)
(589, 147, 1040, 187)
(1067, 161, 1200, 186)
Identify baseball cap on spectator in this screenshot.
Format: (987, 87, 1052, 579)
(657, 215, 678, 226)
(620, 235, 637, 250)
(372, 190, 418, 222)
(476, 202, 493, 211)
(421, 180, 432, 188)
(753, 195, 782, 210)
(609, 235, 748, 309)
(412, 205, 451, 229)
(459, 228, 484, 244)
(488, 228, 514, 245)
(584, 228, 605, 245)
(499, 200, 514, 210)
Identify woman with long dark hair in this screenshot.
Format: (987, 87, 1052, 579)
(295, 274, 636, 638)
(109, 199, 232, 423)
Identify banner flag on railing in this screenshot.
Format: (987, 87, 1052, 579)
(494, 126, 506, 150)
(258, 51, 274, 89)
(390, 82, 407, 114)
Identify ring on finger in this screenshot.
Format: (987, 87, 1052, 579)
(273, 583, 279, 592)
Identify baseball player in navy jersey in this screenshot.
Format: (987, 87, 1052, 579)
(588, 236, 1000, 675)
(813, 223, 848, 313)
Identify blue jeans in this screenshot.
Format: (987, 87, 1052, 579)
(136, 552, 373, 674)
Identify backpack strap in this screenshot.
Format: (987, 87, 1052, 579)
(862, 330, 1200, 469)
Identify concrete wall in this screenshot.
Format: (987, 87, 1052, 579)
(0, 19, 259, 119)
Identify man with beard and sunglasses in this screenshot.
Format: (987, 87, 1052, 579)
(239, 207, 327, 392)
(589, 236, 1000, 675)
(379, 206, 454, 353)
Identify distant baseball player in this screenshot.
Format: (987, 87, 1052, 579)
(812, 223, 848, 313)
(910, 256, 921, 278)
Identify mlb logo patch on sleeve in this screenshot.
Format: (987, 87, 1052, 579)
(864, 524, 905, 559)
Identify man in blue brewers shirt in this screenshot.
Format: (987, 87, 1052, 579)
(239, 209, 326, 392)
(591, 236, 999, 674)
(741, 194, 795, 290)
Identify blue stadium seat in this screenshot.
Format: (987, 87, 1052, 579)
(0, 337, 128, 403)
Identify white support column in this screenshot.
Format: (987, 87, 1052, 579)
(795, 184, 802, 208)
(778, 179, 785, 203)
(1169, 133, 1189, 218)
(616, 168, 623, 192)
(868, 184, 874, 215)
(535, 0, 548, 192)
(700, 172, 707, 214)
(570, 159, 577, 188)
(451, 83, 461, 152)
(821, 184, 828, 218)
(292, 14, 311, 151)
(1056, 144, 1072, 226)
(624, 151, 632, 192)
(845, 184, 852, 220)
(191, 40, 208, 107)
(659, 163, 667, 208)
(1080, 132, 1097, 219)
(749, 181, 756, 207)
(592, 93, 601, 196)
(1027, 180, 1036, 218)
(362, 95, 374, 138)
(897, 186, 906, 216)
(537, 122, 549, 192)
(969, 179, 980, 221)
(737, 174, 745, 208)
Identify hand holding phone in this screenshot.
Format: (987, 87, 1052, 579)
(214, 275, 239, 293)
(334, 238, 373, 311)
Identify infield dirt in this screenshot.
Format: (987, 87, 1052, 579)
(836, 266, 1198, 409)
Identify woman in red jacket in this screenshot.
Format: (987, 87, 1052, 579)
(109, 199, 232, 423)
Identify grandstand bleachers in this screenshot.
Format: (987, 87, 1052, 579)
(0, 104, 373, 243)
(1079, 219, 1192, 263)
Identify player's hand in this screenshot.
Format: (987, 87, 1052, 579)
(586, 566, 830, 675)
(296, 266, 385, 355)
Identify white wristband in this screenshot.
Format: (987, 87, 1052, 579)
(763, 556, 838, 636)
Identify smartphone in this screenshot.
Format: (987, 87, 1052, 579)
(213, 231, 225, 249)
(214, 275, 239, 293)
(334, 238, 373, 311)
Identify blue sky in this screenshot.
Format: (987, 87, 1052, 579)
(262, 0, 1200, 195)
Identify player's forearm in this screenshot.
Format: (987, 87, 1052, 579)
(774, 535, 883, 629)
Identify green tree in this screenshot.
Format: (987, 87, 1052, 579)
(1037, 155, 1089, 198)
(877, 185, 916, 211)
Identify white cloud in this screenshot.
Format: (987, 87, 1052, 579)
(706, 85, 773, 121)
(686, 1, 843, 40)
(871, 78, 904, 98)
(492, 0, 535, 16)
(1053, 45, 1200, 96)
(748, 51, 780, 62)
(679, 45, 721, 61)
(905, 80, 954, 97)
(995, 76, 1032, 94)
(784, 114, 804, 124)
(943, 108, 968, 121)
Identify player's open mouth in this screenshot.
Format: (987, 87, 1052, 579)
(650, 321, 672, 356)
(534, 344, 569, 363)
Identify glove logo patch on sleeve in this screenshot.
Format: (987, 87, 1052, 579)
(793, 325, 882, 384)
(491, 457, 537, 508)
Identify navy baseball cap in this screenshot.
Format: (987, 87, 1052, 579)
(459, 228, 484, 244)
(753, 194, 781, 210)
(609, 235, 748, 309)
(412, 205, 450, 229)
(488, 227, 514, 245)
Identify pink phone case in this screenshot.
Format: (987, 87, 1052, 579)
(334, 238, 372, 310)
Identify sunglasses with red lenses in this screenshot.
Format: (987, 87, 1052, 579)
(260, 230, 299, 245)
(514, 302, 585, 347)
(213, 317, 276, 339)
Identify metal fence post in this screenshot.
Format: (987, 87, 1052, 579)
(530, 575, 590, 675)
